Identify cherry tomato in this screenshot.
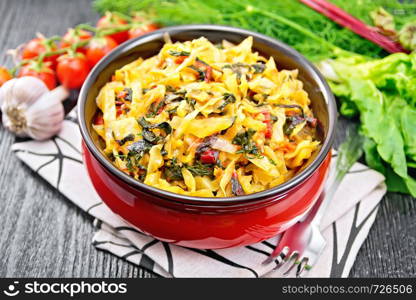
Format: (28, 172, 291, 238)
(18, 62, 56, 90)
(22, 37, 59, 70)
(128, 23, 159, 39)
(96, 12, 129, 44)
(56, 54, 90, 89)
(60, 28, 92, 54)
(0, 67, 12, 87)
(86, 36, 118, 68)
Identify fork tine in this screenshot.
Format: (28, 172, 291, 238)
(269, 246, 290, 269)
(263, 246, 290, 266)
(282, 252, 300, 276)
(275, 246, 290, 265)
(296, 257, 309, 277)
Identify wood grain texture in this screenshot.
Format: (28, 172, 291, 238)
(0, 0, 414, 278)
(0, 0, 154, 278)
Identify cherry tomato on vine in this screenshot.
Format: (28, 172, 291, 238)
(22, 37, 59, 70)
(18, 62, 56, 90)
(0, 67, 12, 87)
(86, 36, 118, 68)
(96, 12, 129, 44)
(56, 54, 90, 89)
(128, 23, 159, 39)
(60, 28, 92, 54)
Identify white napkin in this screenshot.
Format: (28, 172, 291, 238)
(11, 111, 386, 278)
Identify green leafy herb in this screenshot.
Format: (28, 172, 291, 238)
(94, 0, 416, 61)
(188, 65, 205, 81)
(146, 99, 166, 118)
(283, 115, 304, 135)
(157, 122, 172, 135)
(222, 63, 250, 79)
(116, 133, 135, 146)
(186, 161, 214, 177)
(186, 97, 196, 109)
(121, 140, 153, 173)
(142, 129, 160, 144)
(127, 140, 153, 154)
(138, 117, 151, 129)
(252, 63, 266, 74)
(138, 117, 172, 144)
(232, 129, 261, 157)
(168, 50, 191, 56)
(274, 104, 305, 117)
(164, 158, 184, 181)
(138, 117, 172, 134)
(196, 57, 209, 66)
(217, 93, 236, 110)
(117, 87, 133, 102)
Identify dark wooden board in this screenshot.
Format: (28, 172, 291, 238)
(0, 0, 414, 278)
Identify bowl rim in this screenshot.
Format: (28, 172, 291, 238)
(78, 24, 337, 205)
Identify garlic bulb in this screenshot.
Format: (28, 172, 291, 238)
(0, 76, 69, 140)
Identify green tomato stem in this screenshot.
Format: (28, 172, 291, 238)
(96, 24, 133, 37)
(112, 11, 133, 22)
(76, 23, 98, 32)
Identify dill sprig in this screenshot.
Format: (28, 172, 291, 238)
(93, 0, 416, 61)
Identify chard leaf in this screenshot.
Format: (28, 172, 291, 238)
(168, 50, 190, 56)
(186, 161, 214, 177)
(164, 158, 184, 181)
(251, 63, 266, 74)
(217, 93, 236, 110)
(326, 53, 416, 197)
(116, 134, 135, 146)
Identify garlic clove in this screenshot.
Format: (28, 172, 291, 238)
(0, 76, 69, 140)
(0, 79, 16, 108)
(28, 123, 64, 141)
(1, 77, 50, 137)
(1, 76, 48, 109)
(25, 86, 68, 140)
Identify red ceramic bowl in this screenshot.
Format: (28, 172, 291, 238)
(78, 25, 337, 249)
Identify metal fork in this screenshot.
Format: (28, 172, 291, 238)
(263, 128, 364, 277)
